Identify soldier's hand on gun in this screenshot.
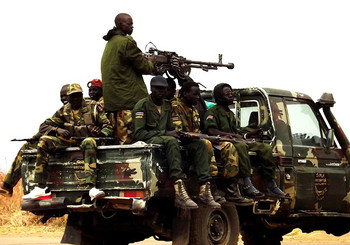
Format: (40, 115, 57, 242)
(145, 54, 157, 64)
(178, 131, 192, 142)
(165, 130, 188, 141)
(57, 128, 72, 139)
(170, 55, 180, 71)
(90, 126, 102, 136)
(209, 136, 220, 145)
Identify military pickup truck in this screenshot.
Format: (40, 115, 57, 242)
(20, 87, 350, 245)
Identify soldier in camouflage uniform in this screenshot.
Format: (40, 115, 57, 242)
(170, 82, 217, 177)
(132, 76, 220, 209)
(101, 13, 155, 145)
(204, 83, 289, 199)
(173, 82, 251, 205)
(23, 84, 113, 200)
(171, 81, 225, 203)
(0, 84, 69, 197)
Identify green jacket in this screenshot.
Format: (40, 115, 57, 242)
(101, 30, 154, 112)
(132, 96, 174, 142)
(203, 104, 238, 134)
(40, 99, 114, 137)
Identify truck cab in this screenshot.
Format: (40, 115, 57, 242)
(233, 88, 350, 244)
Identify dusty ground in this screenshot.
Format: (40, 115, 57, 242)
(1, 226, 350, 244)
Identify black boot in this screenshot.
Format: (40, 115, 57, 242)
(211, 178, 226, 204)
(225, 179, 254, 206)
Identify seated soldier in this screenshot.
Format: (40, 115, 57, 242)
(0, 84, 69, 197)
(87, 79, 104, 104)
(204, 83, 289, 199)
(132, 75, 220, 209)
(173, 81, 252, 205)
(23, 83, 114, 200)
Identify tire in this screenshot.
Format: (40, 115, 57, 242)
(189, 203, 239, 245)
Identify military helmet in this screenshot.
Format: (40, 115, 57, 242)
(67, 83, 83, 95)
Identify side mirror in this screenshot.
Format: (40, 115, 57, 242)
(326, 129, 335, 148)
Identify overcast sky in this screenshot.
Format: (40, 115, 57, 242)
(1, 0, 350, 171)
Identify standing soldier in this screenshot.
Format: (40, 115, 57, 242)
(204, 83, 289, 199)
(101, 13, 155, 145)
(132, 76, 220, 209)
(23, 84, 113, 200)
(0, 84, 69, 197)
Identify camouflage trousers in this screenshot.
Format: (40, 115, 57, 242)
(4, 142, 38, 187)
(34, 136, 98, 187)
(202, 139, 219, 177)
(108, 110, 132, 145)
(235, 142, 275, 180)
(216, 142, 239, 178)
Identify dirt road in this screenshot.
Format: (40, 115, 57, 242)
(1, 236, 350, 245)
(1, 228, 350, 245)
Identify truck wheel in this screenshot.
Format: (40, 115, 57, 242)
(189, 203, 239, 245)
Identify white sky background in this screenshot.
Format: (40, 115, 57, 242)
(1, 0, 350, 172)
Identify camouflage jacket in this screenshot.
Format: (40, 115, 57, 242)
(132, 95, 174, 142)
(40, 99, 113, 137)
(101, 30, 154, 112)
(172, 100, 200, 133)
(203, 104, 238, 134)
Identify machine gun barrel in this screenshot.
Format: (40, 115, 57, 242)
(146, 47, 234, 80)
(184, 59, 234, 71)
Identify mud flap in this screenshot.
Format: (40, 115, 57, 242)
(172, 209, 191, 245)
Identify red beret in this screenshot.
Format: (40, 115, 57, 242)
(87, 79, 102, 88)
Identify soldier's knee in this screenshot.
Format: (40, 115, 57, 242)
(37, 136, 53, 149)
(81, 137, 97, 149)
(165, 137, 180, 147)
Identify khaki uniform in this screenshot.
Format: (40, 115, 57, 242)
(204, 104, 275, 180)
(34, 99, 113, 186)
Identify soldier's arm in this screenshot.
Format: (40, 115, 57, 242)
(132, 101, 162, 141)
(170, 104, 182, 131)
(39, 107, 65, 136)
(95, 107, 114, 137)
(204, 111, 236, 138)
(125, 37, 154, 75)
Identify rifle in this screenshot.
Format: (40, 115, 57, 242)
(181, 132, 256, 145)
(11, 137, 114, 142)
(145, 46, 234, 82)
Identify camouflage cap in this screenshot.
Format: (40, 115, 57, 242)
(150, 76, 168, 87)
(67, 83, 83, 95)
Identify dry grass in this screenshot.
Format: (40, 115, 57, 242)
(0, 172, 66, 235)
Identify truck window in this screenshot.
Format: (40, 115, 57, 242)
(286, 101, 323, 147)
(240, 101, 259, 128)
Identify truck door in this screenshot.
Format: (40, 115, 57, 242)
(285, 99, 347, 212)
